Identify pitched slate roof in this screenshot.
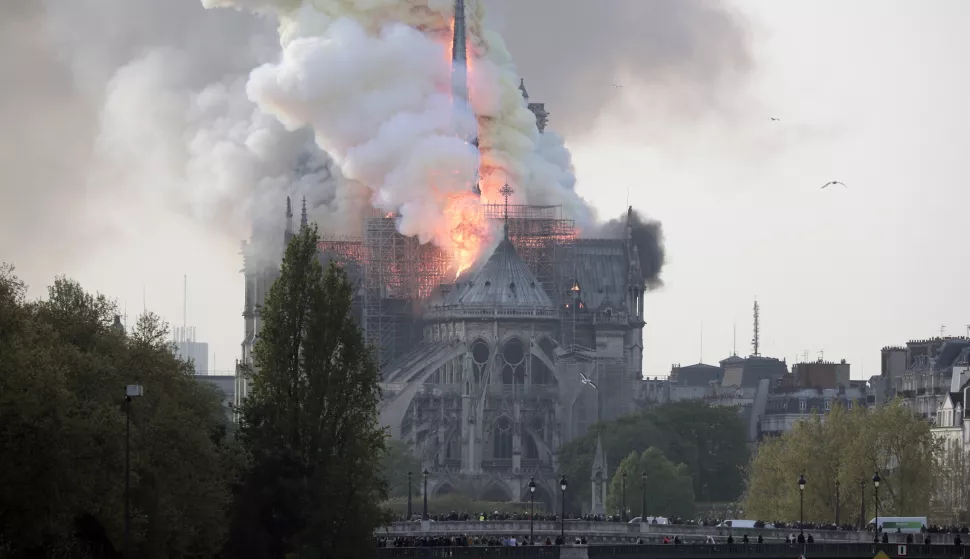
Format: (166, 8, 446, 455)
(443, 236, 554, 310)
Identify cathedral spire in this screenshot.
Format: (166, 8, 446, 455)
(285, 196, 293, 231)
(451, 0, 469, 103)
(284, 196, 295, 244)
(519, 78, 529, 100)
(499, 180, 514, 240)
(300, 196, 308, 229)
(452, 0, 467, 66)
(451, 0, 479, 192)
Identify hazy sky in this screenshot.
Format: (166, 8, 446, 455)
(2, 1, 968, 378)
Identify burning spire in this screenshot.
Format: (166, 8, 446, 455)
(451, 0, 469, 103)
(451, 0, 480, 193)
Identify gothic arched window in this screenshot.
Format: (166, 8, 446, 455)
(493, 417, 513, 459)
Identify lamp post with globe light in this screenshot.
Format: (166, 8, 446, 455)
(559, 475, 567, 543)
(123, 384, 143, 559)
(873, 471, 881, 543)
(422, 469, 429, 520)
(621, 472, 627, 521)
(407, 471, 412, 520)
(798, 473, 806, 536)
(528, 478, 537, 543)
(640, 472, 647, 523)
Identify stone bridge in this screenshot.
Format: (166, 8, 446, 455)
(379, 520, 956, 545)
(377, 543, 964, 559)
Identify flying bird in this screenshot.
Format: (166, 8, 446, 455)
(770, 117, 781, 121)
(579, 371, 597, 390)
(612, 84, 623, 89)
(821, 181, 846, 189)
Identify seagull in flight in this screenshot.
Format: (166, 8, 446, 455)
(579, 371, 597, 390)
(770, 117, 781, 121)
(821, 181, 846, 189)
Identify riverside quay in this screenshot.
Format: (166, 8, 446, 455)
(376, 544, 967, 559)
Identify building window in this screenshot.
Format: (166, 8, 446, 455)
(847, 400, 853, 410)
(799, 399, 807, 412)
(824, 400, 831, 411)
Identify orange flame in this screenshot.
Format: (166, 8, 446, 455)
(443, 192, 488, 279)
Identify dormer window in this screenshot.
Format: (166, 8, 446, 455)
(571, 281, 581, 293)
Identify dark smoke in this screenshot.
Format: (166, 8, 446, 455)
(486, 0, 751, 137)
(598, 210, 666, 290)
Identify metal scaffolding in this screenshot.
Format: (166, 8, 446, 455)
(320, 204, 579, 364)
(362, 217, 451, 364)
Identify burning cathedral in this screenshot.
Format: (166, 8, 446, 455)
(237, 0, 650, 508)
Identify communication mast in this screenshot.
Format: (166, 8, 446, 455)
(751, 299, 761, 357)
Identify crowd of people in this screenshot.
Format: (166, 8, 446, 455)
(393, 511, 970, 536)
(376, 535, 588, 547)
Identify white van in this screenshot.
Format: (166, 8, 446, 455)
(869, 517, 927, 534)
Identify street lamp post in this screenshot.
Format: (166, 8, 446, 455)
(528, 478, 537, 544)
(560, 475, 567, 544)
(123, 384, 143, 559)
(641, 472, 647, 523)
(873, 471, 881, 543)
(407, 471, 413, 520)
(621, 472, 627, 521)
(859, 479, 865, 531)
(835, 479, 841, 526)
(422, 469, 429, 520)
(798, 474, 806, 537)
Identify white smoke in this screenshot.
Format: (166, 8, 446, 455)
(203, 0, 596, 254)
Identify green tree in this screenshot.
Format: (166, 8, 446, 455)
(557, 401, 749, 512)
(0, 264, 239, 557)
(382, 440, 422, 499)
(744, 401, 940, 523)
(606, 448, 696, 519)
(226, 226, 389, 559)
(933, 444, 970, 524)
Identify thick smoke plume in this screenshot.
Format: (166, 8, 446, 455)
(1, 0, 729, 284)
(596, 210, 666, 289)
(202, 0, 595, 271)
(485, 0, 752, 138)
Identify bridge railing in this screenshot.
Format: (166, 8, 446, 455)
(378, 544, 966, 559)
(378, 547, 559, 559)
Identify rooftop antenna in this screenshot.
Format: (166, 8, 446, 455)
(700, 321, 704, 364)
(626, 185, 631, 209)
(818, 350, 824, 361)
(733, 321, 737, 356)
(751, 298, 760, 357)
(940, 325, 946, 337)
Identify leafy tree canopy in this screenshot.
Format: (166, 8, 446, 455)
(0, 263, 240, 558)
(225, 225, 389, 559)
(557, 400, 749, 512)
(744, 401, 939, 523)
(607, 448, 696, 519)
(382, 440, 422, 500)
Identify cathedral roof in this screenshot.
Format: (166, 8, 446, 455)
(442, 235, 555, 311)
